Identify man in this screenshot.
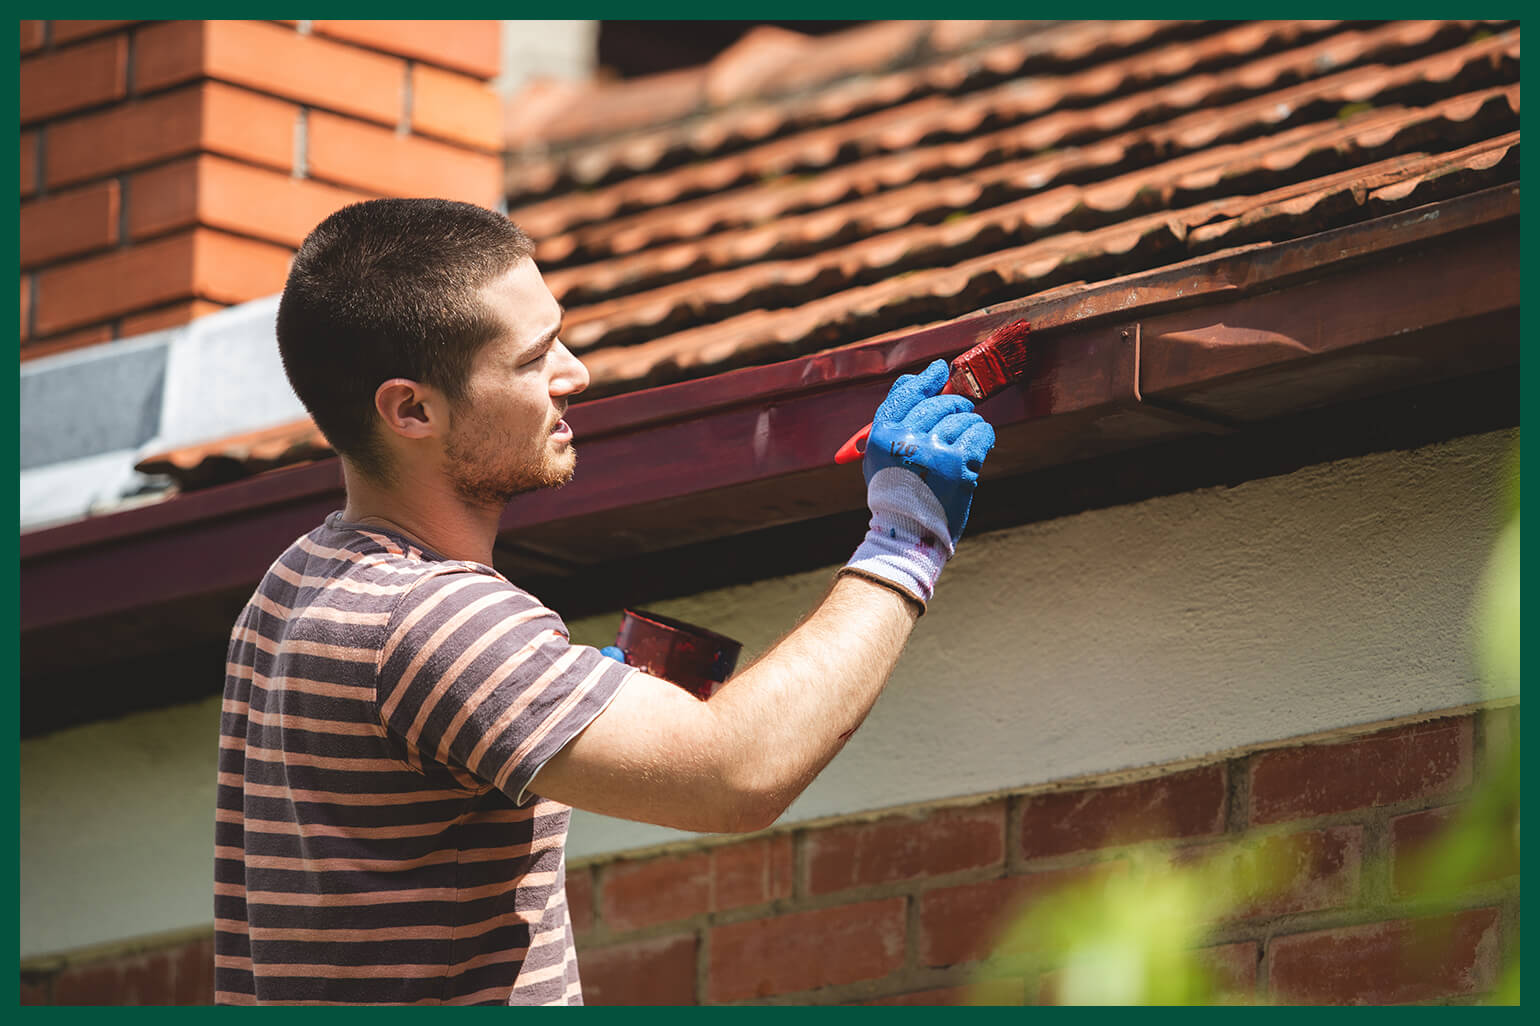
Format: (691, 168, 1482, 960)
(216, 198, 997, 1005)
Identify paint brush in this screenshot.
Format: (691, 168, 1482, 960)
(833, 319, 1032, 464)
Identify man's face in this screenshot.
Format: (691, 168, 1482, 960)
(442, 258, 590, 509)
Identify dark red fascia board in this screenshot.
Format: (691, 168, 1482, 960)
(18, 183, 1519, 637)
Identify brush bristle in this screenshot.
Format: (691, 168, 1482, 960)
(981, 319, 1032, 375)
(949, 319, 1031, 400)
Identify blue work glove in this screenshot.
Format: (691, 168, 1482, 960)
(599, 646, 626, 662)
(841, 360, 997, 609)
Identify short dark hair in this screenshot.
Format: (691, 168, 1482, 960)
(276, 198, 535, 479)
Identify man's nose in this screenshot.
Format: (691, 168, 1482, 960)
(551, 340, 590, 397)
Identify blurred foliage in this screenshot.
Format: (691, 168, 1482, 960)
(974, 440, 1519, 1005)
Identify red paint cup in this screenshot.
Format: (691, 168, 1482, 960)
(614, 609, 742, 700)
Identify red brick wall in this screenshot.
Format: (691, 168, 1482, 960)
(19, 19, 504, 361)
(20, 705, 1517, 1005)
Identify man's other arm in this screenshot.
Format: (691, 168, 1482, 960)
(533, 572, 917, 833)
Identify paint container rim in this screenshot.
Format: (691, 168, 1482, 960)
(621, 608, 741, 651)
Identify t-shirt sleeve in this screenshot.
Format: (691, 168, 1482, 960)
(375, 568, 634, 805)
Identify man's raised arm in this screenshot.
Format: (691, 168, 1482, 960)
(530, 359, 997, 833)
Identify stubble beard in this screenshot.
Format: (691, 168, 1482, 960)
(445, 431, 577, 509)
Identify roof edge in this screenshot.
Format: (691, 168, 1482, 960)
(20, 184, 1519, 637)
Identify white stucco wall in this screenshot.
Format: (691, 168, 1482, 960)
(18, 427, 1518, 960)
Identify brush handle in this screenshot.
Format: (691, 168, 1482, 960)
(833, 379, 958, 464)
(833, 423, 873, 464)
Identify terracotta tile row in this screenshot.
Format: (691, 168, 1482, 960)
(135, 419, 333, 488)
(506, 21, 1232, 228)
(573, 133, 1518, 399)
(554, 80, 1519, 354)
(505, 21, 1199, 197)
(512, 21, 1208, 200)
(524, 23, 1515, 268)
(545, 82, 1518, 312)
(510, 20, 1498, 238)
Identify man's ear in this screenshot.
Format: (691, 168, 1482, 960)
(374, 378, 443, 440)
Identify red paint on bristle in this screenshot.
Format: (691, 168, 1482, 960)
(946, 320, 1031, 399)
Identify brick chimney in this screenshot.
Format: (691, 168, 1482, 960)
(20, 20, 504, 361)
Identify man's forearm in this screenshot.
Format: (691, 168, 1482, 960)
(702, 572, 920, 818)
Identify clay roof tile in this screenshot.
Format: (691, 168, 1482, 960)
(157, 19, 1520, 490)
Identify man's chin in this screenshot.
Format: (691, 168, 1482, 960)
(512, 449, 577, 498)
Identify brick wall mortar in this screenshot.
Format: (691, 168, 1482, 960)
(399, 61, 415, 136)
(1004, 792, 1029, 873)
(1358, 804, 1396, 908)
(1225, 754, 1251, 832)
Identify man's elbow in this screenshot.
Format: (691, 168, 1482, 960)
(709, 777, 791, 835)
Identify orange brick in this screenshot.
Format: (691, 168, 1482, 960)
(198, 157, 372, 247)
(136, 20, 405, 127)
(21, 21, 46, 54)
(1390, 804, 1518, 898)
(1020, 765, 1227, 859)
(708, 898, 907, 1002)
(201, 82, 299, 172)
(711, 834, 794, 912)
(410, 64, 501, 151)
(917, 862, 1129, 968)
(51, 20, 135, 45)
(21, 180, 121, 268)
(1173, 826, 1363, 922)
(806, 801, 1006, 897)
(578, 933, 698, 1006)
(1250, 717, 1474, 825)
(192, 229, 293, 305)
(20, 33, 128, 124)
(311, 20, 501, 79)
(34, 228, 289, 334)
(21, 277, 32, 340)
(35, 231, 197, 334)
(124, 19, 202, 90)
(23, 323, 116, 362)
(126, 158, 199, 239)
(1269, 908, 1501, 1005)
(21, 130, 38, 197)
(599, 852, 711, 932)
(46, 87, 198, 187)
(307, 110, 501, 205)
(130, 154, 372, 248)
(45, 83, 294, 189)
(120, 299, 225, 338)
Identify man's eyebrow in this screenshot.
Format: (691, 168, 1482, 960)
(527, 302, 566, 353)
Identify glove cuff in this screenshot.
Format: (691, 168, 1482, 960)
(844, 468, 955, 607)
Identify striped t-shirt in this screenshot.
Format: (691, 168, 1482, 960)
(215, 513, 634, 1005)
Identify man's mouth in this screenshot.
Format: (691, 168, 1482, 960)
(551, 413, 572, 440)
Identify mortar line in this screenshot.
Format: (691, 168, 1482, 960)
(399, 60, 414, 136)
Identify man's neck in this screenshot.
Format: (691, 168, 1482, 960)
(339, 461, 502, 566)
